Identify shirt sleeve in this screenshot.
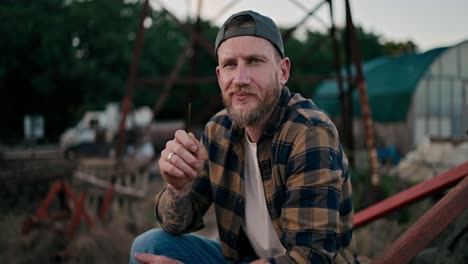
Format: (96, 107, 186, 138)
(270, 123, 350, 263)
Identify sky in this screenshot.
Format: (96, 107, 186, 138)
(154, 0, 468, 52)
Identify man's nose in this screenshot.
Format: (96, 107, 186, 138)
(233, 64, 250, 86)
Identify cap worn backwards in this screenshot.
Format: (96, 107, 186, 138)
(215, 10, 285, 58)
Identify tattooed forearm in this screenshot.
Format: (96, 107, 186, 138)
(157, 187, 194, 234)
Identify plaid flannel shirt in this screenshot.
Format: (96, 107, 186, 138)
(156, 87, 357, 263)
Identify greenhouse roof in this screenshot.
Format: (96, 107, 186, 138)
(313, 47, 447, 122)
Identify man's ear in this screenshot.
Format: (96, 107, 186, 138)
(216, 66, 220, 79)
(216, 66, 222, 88)
(279, 57, 290, 85)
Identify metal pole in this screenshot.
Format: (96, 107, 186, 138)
(326, 0, 349, 149)
(115, 0, 150, 159)
(345, 0, 380, 185)
(343, 0, 355, 165)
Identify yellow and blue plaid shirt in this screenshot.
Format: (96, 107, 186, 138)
(157, 87, 357, 263)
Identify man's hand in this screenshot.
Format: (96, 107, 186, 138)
(134, 253, 183, 264)
(159, 130, 205, 196)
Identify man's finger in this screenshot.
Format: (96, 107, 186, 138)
(175, 130, 198, 153)
(134, 252, 157, 263)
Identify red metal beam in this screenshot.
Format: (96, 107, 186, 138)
(36, 180, 63, 220)
(63, 182, 93, 227)
(354, 162, 468, 228)
(345, 0, 380, 185)
(115, 0, 150, 159)
(375, 175, 468, 263)
(67, 192, 87, 239)
(99, 184, 115, 221)
(22, 180, 94, 238)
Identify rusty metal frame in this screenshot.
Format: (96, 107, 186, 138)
(353, 162, 468, 263)
(21, 180, 94, 239)
(378, 176, 467, 263)
(99, 184, 114, 221)
(345, 0, 380, 184)
(354, 162, 468, 228)
(115, 0, 150, 159)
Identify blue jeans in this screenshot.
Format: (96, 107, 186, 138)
(130, 228, 236, 264)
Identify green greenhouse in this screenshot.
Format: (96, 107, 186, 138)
(313, 40, 468, 153)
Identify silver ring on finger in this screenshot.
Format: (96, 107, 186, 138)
(167, 152, 176, 164)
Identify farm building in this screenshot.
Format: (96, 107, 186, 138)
(313, 39, 468, 155)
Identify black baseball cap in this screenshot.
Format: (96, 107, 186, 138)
(215, 10, 285, 58)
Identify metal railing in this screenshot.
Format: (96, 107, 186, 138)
(354, 162, 468, 263)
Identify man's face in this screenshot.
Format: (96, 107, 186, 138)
(216, 36, 290, 128)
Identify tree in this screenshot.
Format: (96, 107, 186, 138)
(0, 0, 167, 143)
(0, 0, 417, 144)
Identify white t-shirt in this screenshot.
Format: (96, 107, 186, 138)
(242, 134, 286, 258)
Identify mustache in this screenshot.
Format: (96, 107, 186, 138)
(227, 86, 255, 95)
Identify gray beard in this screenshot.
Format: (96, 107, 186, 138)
(224, 93, 279, 129)
(227, 102, 270, 129)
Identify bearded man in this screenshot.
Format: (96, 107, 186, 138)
(130, 10, 358, 264)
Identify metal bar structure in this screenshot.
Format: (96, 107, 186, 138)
(326, 0, 348, 149)
(290, 0, 329, 29)
(345, 0, 380, 185)
(375, 173, 468, 263)
(67, 191, 87, 239)
(63, 182, 94, 228)
(35, 181, 65, 220)
(341, 4, 356, 164)
(154, 0, 216, 61)
(152, 39, 194, 118)
(21, 180, 94, 239)
(438, 59, 443, 135)
(98, 184, 115, 221)
(115, 0, 150, 159)
(425, 78, 431, 134)
(354, 162, 468, 228)
(463, 81, 468, 136)
(343, 4, 355, 164)
(282, 0, 328, 42)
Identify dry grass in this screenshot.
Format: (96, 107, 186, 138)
(67, 217, 135, 264)
(0, 177, 164, 264)
(0, 213, 138, 264)
(0, 175, 221, 264)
